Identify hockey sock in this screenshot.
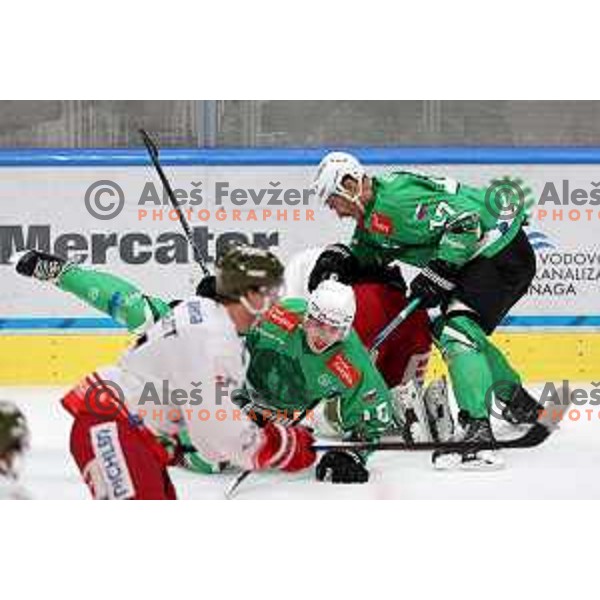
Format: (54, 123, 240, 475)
(482, 339, 522, 401)
(433, 315, 494, 419)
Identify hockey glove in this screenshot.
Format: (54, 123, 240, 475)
(255, 422, 316, 473)
(196, 275, 217, 299)
(308, 244, 360, 292)
(316, 449, 369, 484)
(379, 261, 407, 294)
(410, 260, 458, 309)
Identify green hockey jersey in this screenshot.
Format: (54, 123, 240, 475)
(57, 265, 393, 442)
(244, 298, 393, 441)
(350, 171, 526, 269)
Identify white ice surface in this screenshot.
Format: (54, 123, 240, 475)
(4, 384, 600, 500)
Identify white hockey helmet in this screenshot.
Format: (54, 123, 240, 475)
(311, 152, 366, 205)
(305, 279, 356, 353)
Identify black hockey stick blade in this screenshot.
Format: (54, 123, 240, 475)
(498, 421, 550, 448)
(223, 421, 554, 498)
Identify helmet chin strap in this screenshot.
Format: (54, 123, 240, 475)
(240, 295, 271, 320)
(336, 179, 364, 214)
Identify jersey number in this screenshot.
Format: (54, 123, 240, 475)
(363, 402, 391, 423)
(429, 202, 457, 231)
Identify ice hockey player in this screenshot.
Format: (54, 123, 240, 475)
(285, 247, 432, 390)
(0, 401, 30, 500)
(311, 152, 540, 469)
(241, 279, 395, 483)
(16, 249, 394, 483)
(16, 249, 224, 475)
(16, 246, 316, 499)
(285, 246, 442, 444)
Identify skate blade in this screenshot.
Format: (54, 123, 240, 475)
(459, 455, 505, 471)
(433, 451, 505, 471)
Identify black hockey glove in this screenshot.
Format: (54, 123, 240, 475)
(379, 261, 407, 294)
(316, 449, 369, 484)
(196, 275, 217, 299)
(409, 260, 458, 309)
(308, 244, 360, 292)
(308, 244, 407, 295)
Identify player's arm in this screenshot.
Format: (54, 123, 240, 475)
(179, 320, 315, 474)
(404, 171, 485, 309)
(308, 241, 406, 294)
(335, 349, 394, 442)
(315, 334, 394, 484)
(409, 209, 483, 309)
(315, 373, 393, 485)
(15, 250, 171, 333)
(332, 373, 392, 440)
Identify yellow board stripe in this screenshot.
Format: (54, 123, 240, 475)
(0, 332, 599, 386)
(427, 332, 600, 382)
(0, 334, 132, 386)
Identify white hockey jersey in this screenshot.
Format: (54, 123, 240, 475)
(282, 246, 323, 299)
(99, 296, 263, 470)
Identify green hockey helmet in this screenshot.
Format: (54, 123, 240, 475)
(215, 244, 284, 302)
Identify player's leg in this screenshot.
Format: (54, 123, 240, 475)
(353, 282, 432, 387)
(352, 282, 436, 440)
(381, 305, 438, 441)
(431, 313, 502, 469)
(61, 373, 177, 500)
(18, 252, 223, 475)
(453, 229, 540, 424)
(67, 412, 176, 500)
(433, 314, 494, 418)
(58, 264, 171, 332)
(480, 340, 540, 423)
(432, 229, 537, 468)
(15, 249, 170, 332)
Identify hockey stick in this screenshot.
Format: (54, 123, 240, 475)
(223, 415, 556, 497)
(370, 297, 421, 355)
(224, 463, 252, 499)
(225, 299, 422, 499)
(312, 421, 554, 453)
(224, 401, 562, 496)
(139, 129, 210, 277)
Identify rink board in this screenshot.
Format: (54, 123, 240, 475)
(0, 330, 598, 385)
(0, 147, 598, 384)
